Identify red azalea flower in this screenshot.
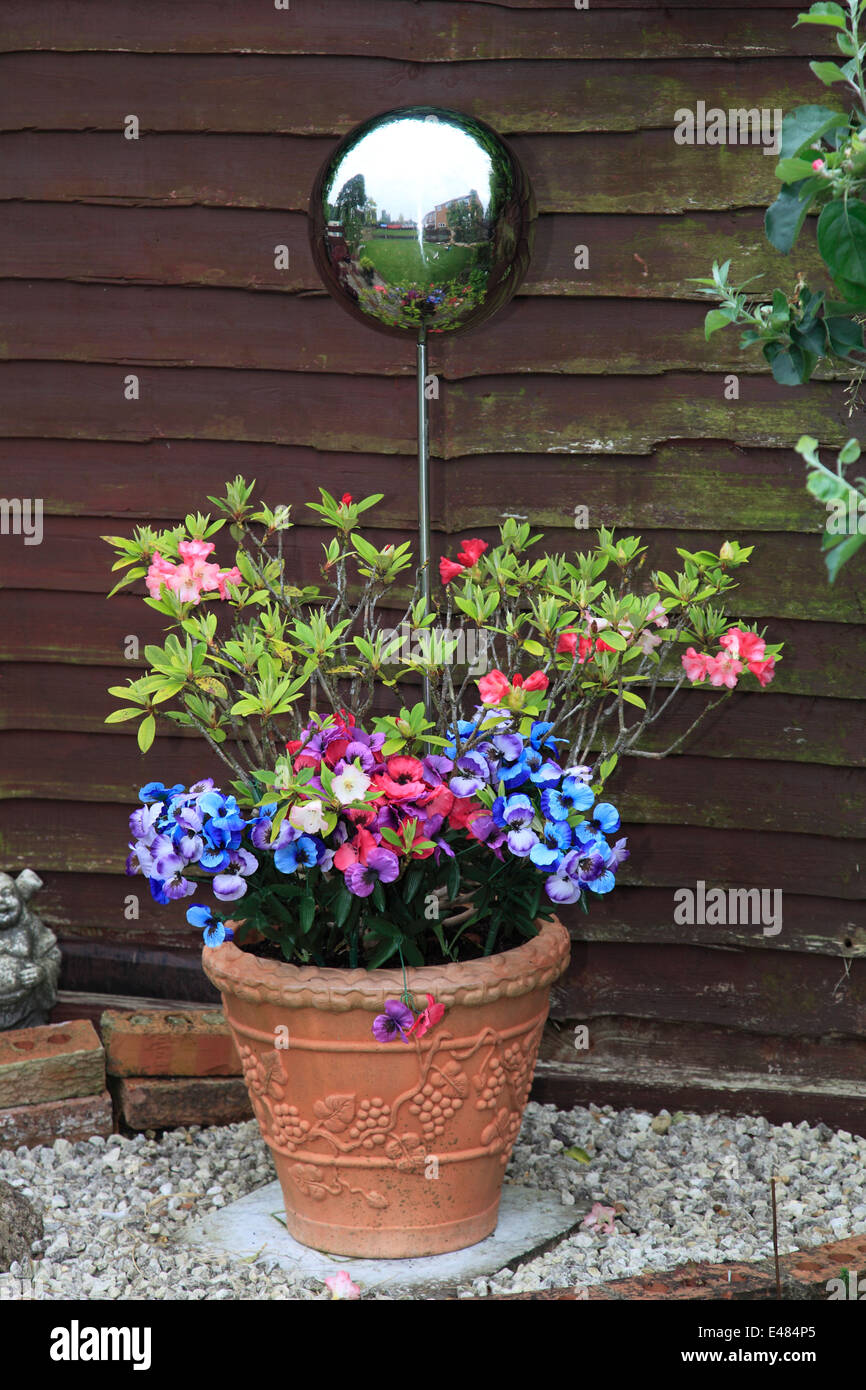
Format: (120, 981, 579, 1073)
(293, 751, 321, 772)
(439, 557, 466, 585)
(477, 669, 510, 704)
(557, 629, 578, 656)
(340, 493, 353, 506)
(285, 738, 304, 754)
(456, 537, 488, 568)
(523, 670, 549, 692)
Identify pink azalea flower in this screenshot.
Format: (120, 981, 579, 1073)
(177, 539, 216, 565)
(682, 647, 710, 683)
(583, 1203, 616, 1235)
(324, 1270, 360, 1300)
(748, 655, 775, 687)
(705, 651, 743, 689)
(215, 565, 242, 599)
(720, 628, 765, 664)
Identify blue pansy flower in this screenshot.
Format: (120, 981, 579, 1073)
(589, 801, 621, 835)
(140, 781, 185, 804)
(187, 903, 233, 948)
(530, 820, 572, 870)
(274, 834, 320, 875)
(541, 775, 595, 821)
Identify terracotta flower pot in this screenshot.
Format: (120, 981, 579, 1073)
(202, 917, 570, 1258)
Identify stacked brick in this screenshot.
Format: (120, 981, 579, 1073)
(102, 1009, 252, 1130)
(0, 1020, 112, 1149)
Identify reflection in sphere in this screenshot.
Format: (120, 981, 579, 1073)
(309, 106, 535, 338)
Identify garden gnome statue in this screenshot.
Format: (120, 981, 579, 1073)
(0, 870, 61, 1030)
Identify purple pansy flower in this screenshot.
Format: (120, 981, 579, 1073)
(344, 847, 400, 897)
(372, 999, 415, 1043)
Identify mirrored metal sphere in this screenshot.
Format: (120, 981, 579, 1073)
(309, 106, 535, 338)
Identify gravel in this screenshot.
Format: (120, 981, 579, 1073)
(0, 1102, 864, 1300)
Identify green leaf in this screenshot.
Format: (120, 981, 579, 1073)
(137, 714, 156, 753)
(826, 314, 865, 357)
(366, 936, 399, 969)
(839, 437, 862, 464)
(779, 104, 848, 160)
(808, 60, 850, 85)
(598, 629, 627, 651)
(765, 181, 819, 255)
(704, 309, 732, 339)
(564, 1146, 592, 1164)
(825, 529, 866, 581)
(621, 690, 647, 709)
(774, 156, 822, 183)
(522, 639, 546, 657)
(764, 340, 811, 385)
(795, 3, 847, 30)
(817, 199, 866, 292)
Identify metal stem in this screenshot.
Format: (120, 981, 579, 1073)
(417, 327, 431, 719)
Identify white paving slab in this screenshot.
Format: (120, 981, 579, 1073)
(180, 1180, 583, 1293)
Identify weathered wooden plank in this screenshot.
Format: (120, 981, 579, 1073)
(0, 363, 849, 457)
(0, 54, 827, 136)
(0, 1, 834, 61)
(559, 888, 866, 958)
(0, 438, 837, 533)
(0, 597, 861, 700)
(35, 870, 865, 959)
(439, 373, 851, 457)
(3, 513, 859, 624)
(553, 942, 866, 1036)
(531, 1064, 866, 1138)
(2, 806, 859, 896)
(539, 1017, 866, 1083)
(0, 438, 436, 523)
(2, 730, 862, 840)
(0, 206, 828, 300)
(1, 282, 846, 381)
(0, 437, 832, 532)
(4, 664, 861, 770)
(59, 941, 220, 1004)
(0, 132, 783, 215)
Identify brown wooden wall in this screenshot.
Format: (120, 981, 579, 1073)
(1, 1, 865, 1127)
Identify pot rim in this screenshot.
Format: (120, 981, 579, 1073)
(201, 915, 570, 1013)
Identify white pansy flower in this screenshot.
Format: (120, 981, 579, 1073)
(289, 799, 328, 835)
(331, 766, 371, 805)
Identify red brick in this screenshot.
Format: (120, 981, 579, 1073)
(0, 1090, 113, 1150)
(0, 1020, 104, 1107)
(100, 1008, 241, 1078)
(111, 1075, 252, 1130)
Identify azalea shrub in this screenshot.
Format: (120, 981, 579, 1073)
(107, 476, 780, 970)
